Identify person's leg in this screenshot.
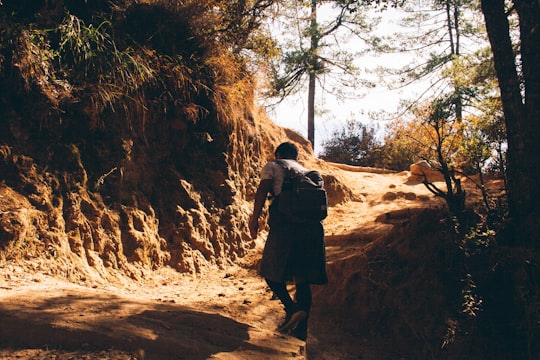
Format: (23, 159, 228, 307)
(292, 281, 312, 340)
(265, 278, 295, 311)
(295, 281, 312, 313)
(266, 278, 307, 332)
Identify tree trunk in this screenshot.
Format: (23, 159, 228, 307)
(308, 72, 315, 148)
(514, 0, 540, 248)
(307, 0, 317, 149)
(481, 0, 540, 248)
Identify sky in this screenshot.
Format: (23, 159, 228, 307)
(263, 74, 410, 154)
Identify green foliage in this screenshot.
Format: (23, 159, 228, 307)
(379, 124, 421, 171)
(264, 0, 375, 98)
(214, 0, 277, 55)
(58, 15, 117, 79)
(461, 273, 482, 317)
(382, 103, 461, 169)
(371, 0, 490, 129)
(463, 226, 496, 257)
(386, 100, 467, 214)
(444, 50, 507, 177)
(320, 120, 383, 166)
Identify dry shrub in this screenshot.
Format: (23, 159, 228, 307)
(7, 25, 73, 110)
(208, 52, 256, 130)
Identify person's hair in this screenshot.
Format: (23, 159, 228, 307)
(275, 142, 299, 160)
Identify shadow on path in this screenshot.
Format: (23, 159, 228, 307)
(0, 292, 249, 359)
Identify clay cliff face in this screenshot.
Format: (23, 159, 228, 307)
(0, 2, 352, 281)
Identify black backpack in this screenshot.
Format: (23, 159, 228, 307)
(275, 160, 328, 223)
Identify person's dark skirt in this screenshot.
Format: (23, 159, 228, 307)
(259, 204, 328, 285)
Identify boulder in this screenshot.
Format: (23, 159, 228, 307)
(409, 160, 445, 182)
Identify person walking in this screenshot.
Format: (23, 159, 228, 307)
(248, 141, 328, 341)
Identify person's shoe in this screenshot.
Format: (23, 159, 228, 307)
(291, 317, 308, 341)
(276, 304, 300, 330)
(277, 310, 307, 333)
(277, 311, 293, 330)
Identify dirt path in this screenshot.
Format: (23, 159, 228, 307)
(0, 167, 445, 359)
(0, 265, 304, 359)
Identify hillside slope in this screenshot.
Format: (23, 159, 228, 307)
(0, 162, 450, 359)
(0, 1, 355, 281)
(2, 164, 495, 359)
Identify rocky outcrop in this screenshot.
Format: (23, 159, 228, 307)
(409, 160, 445, 182)
(0, 3, 353, 280)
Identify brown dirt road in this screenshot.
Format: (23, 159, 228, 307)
(0, 166, 451, 359)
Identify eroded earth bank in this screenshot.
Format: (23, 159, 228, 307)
(2, 159, 496, 359)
